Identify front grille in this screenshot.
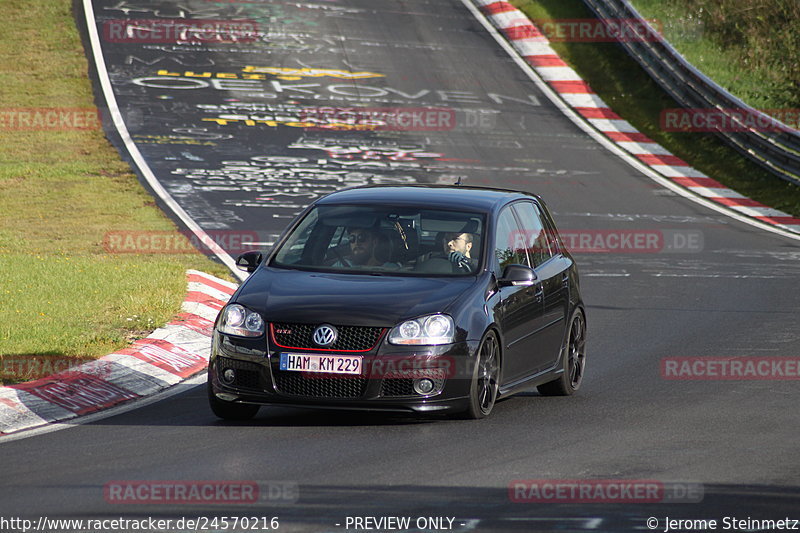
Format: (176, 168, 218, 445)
(274, 370, 367, 398)
(380, 378, 415, 397)
(216, 357, 264, 391)
(271, 323, 384, 352)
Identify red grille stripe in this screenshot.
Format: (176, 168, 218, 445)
(269, 323, 386, 353)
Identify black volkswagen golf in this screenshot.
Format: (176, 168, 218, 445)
(208, 185, 586, 419)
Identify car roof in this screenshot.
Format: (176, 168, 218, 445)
(315, 184, 541, 212)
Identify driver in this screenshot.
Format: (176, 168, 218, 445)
(347, 228, 381, 266)
(334, 228, 399, 268)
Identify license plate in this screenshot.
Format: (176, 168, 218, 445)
(279, 353, 363, 375)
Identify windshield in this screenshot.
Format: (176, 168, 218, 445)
(271, 205, 485, 275)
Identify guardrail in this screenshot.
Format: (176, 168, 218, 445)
(582, 0, 800, 187)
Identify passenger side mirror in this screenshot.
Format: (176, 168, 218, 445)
(498, 264, 537, 287)
(236, 251, 263, 273)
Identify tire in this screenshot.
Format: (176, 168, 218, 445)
(207, 372, 260, 421)
(464, 331, 501, 419)
(537, 308, 587, 396)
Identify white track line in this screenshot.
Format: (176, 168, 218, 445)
(81, 0, 247, 280)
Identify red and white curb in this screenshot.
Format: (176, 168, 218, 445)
(0, 270, 235, 436)
(471, 0, 800, 235)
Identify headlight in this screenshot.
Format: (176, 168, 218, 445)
(218, 304, 264, 337)
(388, 314, 454, 345)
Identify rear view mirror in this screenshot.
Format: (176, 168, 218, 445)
(498, 264, 537, 287)
(236, 251, 263, 273)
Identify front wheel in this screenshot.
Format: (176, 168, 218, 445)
(464, 331, 501, 419)
(537, 308, 587, 396)
(207, 373, 260, 420)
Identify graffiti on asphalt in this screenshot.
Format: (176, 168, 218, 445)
(169, 155, 418, 214)
(241, 66, 384, 80)
(288, 138, 444, 162)
(132, 71, 541, 107)
(132, 134, 218, 146)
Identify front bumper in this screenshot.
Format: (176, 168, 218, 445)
(209, 331, 480, 414)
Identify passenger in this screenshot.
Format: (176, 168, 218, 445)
(445, 232, 478, 272)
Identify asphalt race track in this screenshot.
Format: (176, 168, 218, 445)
(2, 0, 800, 531)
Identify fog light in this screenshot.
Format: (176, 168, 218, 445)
(413, 378, 435, 395)
(222, 368, 236, 384)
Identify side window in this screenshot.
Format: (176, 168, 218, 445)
(512, 201, 553, 268)
(494, 207, 528, 271)
(537, 202, 562, 255)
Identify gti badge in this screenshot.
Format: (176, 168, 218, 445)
(313, 324, 338, 347)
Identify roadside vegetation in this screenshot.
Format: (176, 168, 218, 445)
(512, 0, 800, 216)
(0, 1, 231, 383)
(632, 0, 800, 110)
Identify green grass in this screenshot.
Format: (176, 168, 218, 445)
(0, 254, 198, 356)
(0, 0, 232, 382)
(512, 0, 800, 216)
(632, 0, 800, 111)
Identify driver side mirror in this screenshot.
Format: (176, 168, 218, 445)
(236, 251, 263, 273)
(497, 264, 537, 287)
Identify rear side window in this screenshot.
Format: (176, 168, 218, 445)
(537, 202, 562, 255)
(493, 207, 528, 270)
(512, 201, 553, 268)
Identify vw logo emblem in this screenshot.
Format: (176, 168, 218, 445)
(313, 324, 338, 347)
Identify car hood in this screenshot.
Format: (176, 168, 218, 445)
(235, 267, 480, 326)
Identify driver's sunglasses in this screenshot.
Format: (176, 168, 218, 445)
(348, 233, 370, 243)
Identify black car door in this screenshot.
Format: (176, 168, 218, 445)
(512, 201, 570, 373)
(492, 205, 546, 384)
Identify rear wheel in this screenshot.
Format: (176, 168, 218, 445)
(207, 372, 260, 420)
(464, 331, 500, 419)
(537, 308, 586, 396)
